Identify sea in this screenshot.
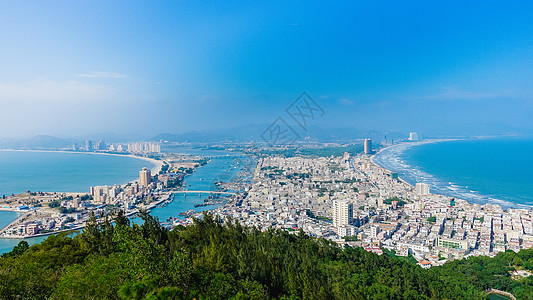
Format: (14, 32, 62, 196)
(373, 137, 533, 209)
(0, 151, 156, 196)
(0, 147, 253, 254)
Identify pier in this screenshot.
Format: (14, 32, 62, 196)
(205, 155, 243, 159)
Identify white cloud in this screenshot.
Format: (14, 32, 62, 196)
(0, 78, 119, 104)
(423, 86, 519, 101)
(76, 71, 127, 79)
(338, 98, 355, 105)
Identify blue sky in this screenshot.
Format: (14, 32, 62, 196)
(1, 1, 533, 138)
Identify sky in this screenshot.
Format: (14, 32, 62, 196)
(1, 1, 533, 139)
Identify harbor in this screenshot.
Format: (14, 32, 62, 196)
(0, 148, 254, 254)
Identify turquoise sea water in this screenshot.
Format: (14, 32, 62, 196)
(0, 151, 155, 196)
(374, 137, 533, 208)
(0, 211, 23, 231)
(488, 294, 512, 300)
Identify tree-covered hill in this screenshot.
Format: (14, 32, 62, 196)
(0, 212, 532, 299)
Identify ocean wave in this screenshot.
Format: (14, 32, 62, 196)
(373, 140, 532, 209)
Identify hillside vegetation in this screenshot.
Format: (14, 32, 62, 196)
(1, 212, 533, 299)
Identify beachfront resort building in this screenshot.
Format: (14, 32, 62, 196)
(415, 183, 430, 196)
(409, 132, 420, 141)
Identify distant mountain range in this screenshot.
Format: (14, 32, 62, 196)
(0, 126, 406, 150)
(0, 135, 76, 150)
(150, 124, 405, 144)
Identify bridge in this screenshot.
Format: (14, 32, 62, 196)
(172, 190, 236, 196)
(204, 154, 245, 159)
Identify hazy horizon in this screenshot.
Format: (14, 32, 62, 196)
(2, 1, 533, 139)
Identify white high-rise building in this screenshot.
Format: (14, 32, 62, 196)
(85, 140, 93, 152)
(408, 132, 420, 141)
(333, 199, 353, 227)
(90, 185, 123, 204)
(109, 185, 121, 198)
(127, 142, 161, 153)
(415, 183, 430, 196)
(91, 186, 110, 203)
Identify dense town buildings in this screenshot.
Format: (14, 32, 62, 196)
(209, 152, 533, 268)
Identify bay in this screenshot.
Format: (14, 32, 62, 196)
(0, 150, 155, 196)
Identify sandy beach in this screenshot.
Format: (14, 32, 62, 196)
(370, 139, 458, 189)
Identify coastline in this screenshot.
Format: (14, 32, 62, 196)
(0, 191, 174, 239)
(370, 138, 532, 209)
(0, 225, 82, 239)
(0, 207, 25, 212)
(370, 139, 458, 188)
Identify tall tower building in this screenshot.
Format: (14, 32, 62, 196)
(409, 132, 420, 141)
(139, 167, 152, 187)
(364, 139, 372, 154)
(333, 199, 353, 227)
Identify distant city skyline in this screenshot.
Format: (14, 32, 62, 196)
(1, 1, 533, 138)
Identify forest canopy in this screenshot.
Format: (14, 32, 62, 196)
(0, 211, 532, 299)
